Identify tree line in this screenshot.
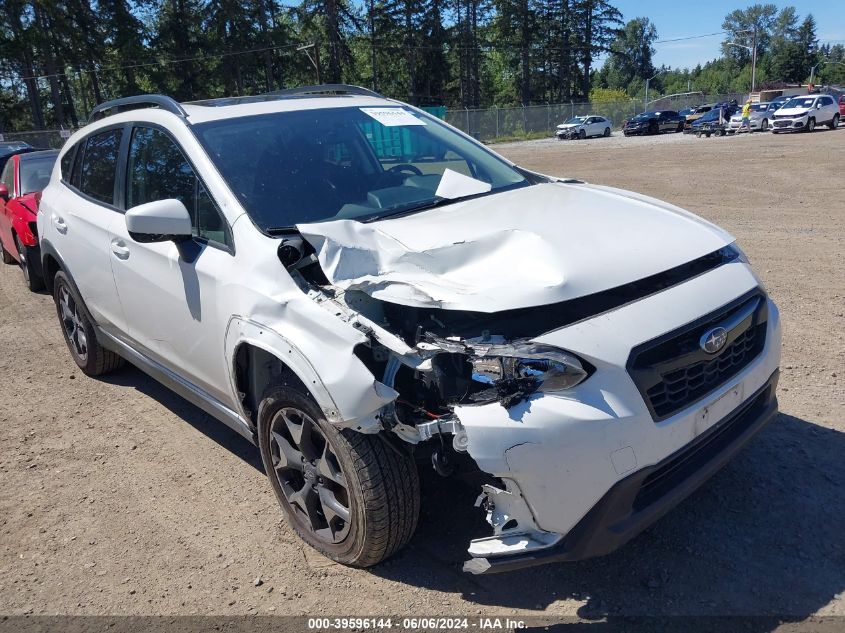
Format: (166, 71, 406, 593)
(1, 1, 842, 132)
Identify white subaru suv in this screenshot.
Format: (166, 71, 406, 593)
(38, 86, 781, 574)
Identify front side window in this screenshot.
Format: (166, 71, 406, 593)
(79, 129, 122, 204)
(194, 106, 530, 231)
(127, 126, 230, 247)
(20, 155, 58, 195)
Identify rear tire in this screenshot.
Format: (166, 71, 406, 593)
(15, 235, 43, 292)
(258, 385, 420, 567)
(53, 271, 124, 376)
(829, 114, 839, 130)
(603, 127, 610, 137)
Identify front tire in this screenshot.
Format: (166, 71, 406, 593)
(53, 271, 124, 376)
(15, 235, 43, 292)
(578, 129, 586, 140)
(761, 118, 768, 131)
(807, 118, 815, 132)
(258, 385, 420, 567)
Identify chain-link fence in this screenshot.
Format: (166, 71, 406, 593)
(2, 92, 749, 148)
(0, 129, 75, 150)
(445, 93, 747, 142)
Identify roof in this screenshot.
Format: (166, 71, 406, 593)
(86, 85, 400, 126)
(181, 94, 395, 125)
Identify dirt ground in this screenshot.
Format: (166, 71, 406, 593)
(1, 127, 843, 621)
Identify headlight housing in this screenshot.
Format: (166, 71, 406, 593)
(469, 343, 590, 406)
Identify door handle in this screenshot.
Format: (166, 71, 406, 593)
(110, 239, 130, 260)
(53, 214, 67, 234)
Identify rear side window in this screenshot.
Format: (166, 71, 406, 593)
(127, 127, 231, 247)
(79, 129, 122, 205)
(20, 156, 58, 195)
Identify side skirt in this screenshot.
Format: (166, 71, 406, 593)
(98, 329, 255, 444)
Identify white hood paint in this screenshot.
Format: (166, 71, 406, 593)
(774, 107, 810, 117)
(297, 182, 734, 313)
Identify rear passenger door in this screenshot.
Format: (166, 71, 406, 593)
(108, 125, 236, 405)
(46, 128, 126, 332)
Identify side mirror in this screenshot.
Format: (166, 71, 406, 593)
(125, 198, 192, 243)
(0, 183, 9, 202)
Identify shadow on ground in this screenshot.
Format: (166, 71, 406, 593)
(376, 412, 845, 624)
(101, 365, 263, 472)
(100, 365, 845, 625)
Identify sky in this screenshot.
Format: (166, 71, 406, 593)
(604, 0, 845, 70)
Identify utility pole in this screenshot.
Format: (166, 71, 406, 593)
(751, 27, 758, 93)
(297, 42, 322, 84)
(369, 0, 376, 90)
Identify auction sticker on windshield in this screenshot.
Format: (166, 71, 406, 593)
(361, 108, 426, 126)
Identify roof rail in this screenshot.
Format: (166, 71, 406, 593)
(270, 84, 384, 99)
(88, 95, 187, 123)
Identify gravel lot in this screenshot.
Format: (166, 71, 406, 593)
(1, 127, 843, 622)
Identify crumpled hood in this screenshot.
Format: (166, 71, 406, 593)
(297, 182, 734, 312)
(556, 123, 581, 129)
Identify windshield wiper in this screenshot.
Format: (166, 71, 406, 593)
(363, 182, 530, 223)
(265, 226, 299, 235)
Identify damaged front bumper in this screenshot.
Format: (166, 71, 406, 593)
(456, 261, 781, 573)
(464, 370, 779, 574)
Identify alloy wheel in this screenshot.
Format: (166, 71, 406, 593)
(59, 285, 88, 362)
(268, 407, 351, 544)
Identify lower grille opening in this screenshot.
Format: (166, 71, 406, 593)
(632, 385, 770, 511)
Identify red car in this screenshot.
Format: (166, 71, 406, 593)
(840, 94, 845, 117)
(0, 149, 58, 290)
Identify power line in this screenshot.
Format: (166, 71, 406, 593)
(655, 31, 727, 44)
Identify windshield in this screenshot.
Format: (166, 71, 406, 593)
(750, 103, 768, 112)
(19, 155, 57, 195)
(194, 106, 529, 230)
(784, 97, 815, 109)
(630, 112, 656, 121)
(565, 117, 586, 124)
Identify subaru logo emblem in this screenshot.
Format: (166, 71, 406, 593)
(700, 327, 728, 354)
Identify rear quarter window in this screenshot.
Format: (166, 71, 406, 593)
(60, 145, 77, 182)
(78, 129, 122, 205)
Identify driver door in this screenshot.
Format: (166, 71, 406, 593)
(108, 125, 237, 405)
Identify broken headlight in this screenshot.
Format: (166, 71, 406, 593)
(469, 344, 589, 406)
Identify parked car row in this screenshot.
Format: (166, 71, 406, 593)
(1, 87, 782, 575)
(556, 92, 843, 140)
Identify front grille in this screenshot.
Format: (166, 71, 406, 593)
(632, 383, 771, 511)
(628, 290, 768, 421)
